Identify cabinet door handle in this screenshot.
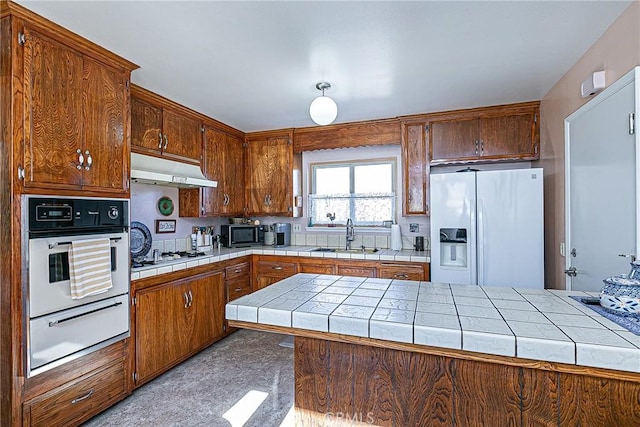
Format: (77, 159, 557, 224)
(183, 292, 189, 308)
(234, 269, 242, 273)
(234, 288, 242, 292)
(394, 274, 409, 279)
(158, 133, 163, 149)
(164, 134, 168, 150)
(188, 290, 193, 307)
(474, 140, 479, 156)
(76, 149, 84, 170)
(480, 139, 484, 154)
(272, 266, 283, 270)
(71, 390, 94, 404)
(263, 195, 269, 206)
(85, 150, 92, 171)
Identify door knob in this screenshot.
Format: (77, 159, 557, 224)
(564, 267, 577, 277)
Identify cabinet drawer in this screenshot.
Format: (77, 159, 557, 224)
(378, 264, 425, 281)
(26, 361, 126, 427)
(227, 278, 252, 302)
(256, 260, 297, 276)
(337, 265, 376, 278)
(225, 262, 250, 280)
(299, 262, 337, 275)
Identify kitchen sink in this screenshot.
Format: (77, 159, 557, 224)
(311, 247, 380, 254)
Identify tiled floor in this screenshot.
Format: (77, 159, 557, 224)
(83, 330, 294, 427)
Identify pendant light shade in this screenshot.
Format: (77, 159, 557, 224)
(309, 82, 337, 126)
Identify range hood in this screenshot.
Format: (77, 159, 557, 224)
(130, 153, 217, 188)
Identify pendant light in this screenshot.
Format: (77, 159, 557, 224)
(309, 82, 338, 126)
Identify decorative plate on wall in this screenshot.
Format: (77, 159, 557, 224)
(130, 221, 152, 258)
(158, 196, 174, 216)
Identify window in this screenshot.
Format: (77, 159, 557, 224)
(309, 159, 396, 226)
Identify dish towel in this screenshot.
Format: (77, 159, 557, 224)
(69, 238, 113, 299)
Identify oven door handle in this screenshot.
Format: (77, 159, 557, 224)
(48, 301, 123, 327)
(48, 237, 122, 250)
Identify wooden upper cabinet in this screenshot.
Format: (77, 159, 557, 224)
(245, 131, 298, 216)
(224, 133, 246, 214)
(479, 112, 535, 158)
(179, 125, 245, 217)
(22, 27, 84, 189)
(21, 26, 133, 195)
(428, 102, 539, 165)
(431, 118, 479, 162)
(402, 121, 430, 216)
(131, 85, 202, 165)
(81, 57, 129, 192)
(162, 109, 201, 163)
(131, 97, 163, 152)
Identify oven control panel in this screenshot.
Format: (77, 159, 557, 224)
(28, 197, 129, 234)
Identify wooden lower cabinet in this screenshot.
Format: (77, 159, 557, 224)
(253, 255, 429, 286)
(378, 263, 425, 281)
(225, 261, 252, 302)
(135, 270, 224, 385)
(298, 261, 337, 275)
(337, 264, 376, 278)
(254, 259, 298, 290)
(23, 361, 126, 427)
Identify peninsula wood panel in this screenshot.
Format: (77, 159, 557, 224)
(292, 335, 640, 427)
(520, 368, 559, 426)
(452, 358, 521, 426)
(352, 344, 393, 426)
(293, 118, 401, 152)
(558, 373, 640, 426)
(294, 337, 329, 426)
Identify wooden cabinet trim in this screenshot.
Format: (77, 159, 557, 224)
(293, 118, 401, 152)
(1, 2, 138, 71)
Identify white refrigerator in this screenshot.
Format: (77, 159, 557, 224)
(430, 168, 544, 288)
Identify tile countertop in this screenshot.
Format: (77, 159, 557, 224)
(130, 246, 430, 280)
(225, 273, 640, 374)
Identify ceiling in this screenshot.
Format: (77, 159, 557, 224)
(17, 1, 632, 132)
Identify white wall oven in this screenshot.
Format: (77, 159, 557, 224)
(24, 196, 130, 376)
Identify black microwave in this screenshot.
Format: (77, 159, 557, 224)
(220, 224, 265, 248)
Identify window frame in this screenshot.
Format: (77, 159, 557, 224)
(308, 157, 397, 227)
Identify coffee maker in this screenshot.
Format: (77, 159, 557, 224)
(272, 223, 291, 247)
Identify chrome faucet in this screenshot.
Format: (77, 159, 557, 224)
(346, 218, 355, 250)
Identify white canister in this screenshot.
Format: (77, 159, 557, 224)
(264, 231, 275, 246)
(390, 224, 402, 251)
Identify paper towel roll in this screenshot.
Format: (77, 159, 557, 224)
(390, 224, 402, 251)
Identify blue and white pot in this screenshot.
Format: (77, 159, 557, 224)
(600, 262, 640, 316)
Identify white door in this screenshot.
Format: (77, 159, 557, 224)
(565, 68, 639, 291)
(477, 169, 544, 288)
(430, 171, 476, 285)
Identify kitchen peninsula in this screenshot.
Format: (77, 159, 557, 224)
(227, 274, 640, 426)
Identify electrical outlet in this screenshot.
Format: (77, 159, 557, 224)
(293, 224, 302, 232)
(409, 223, 419, 233)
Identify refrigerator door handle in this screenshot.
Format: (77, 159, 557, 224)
(477, 198, 485, 286)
